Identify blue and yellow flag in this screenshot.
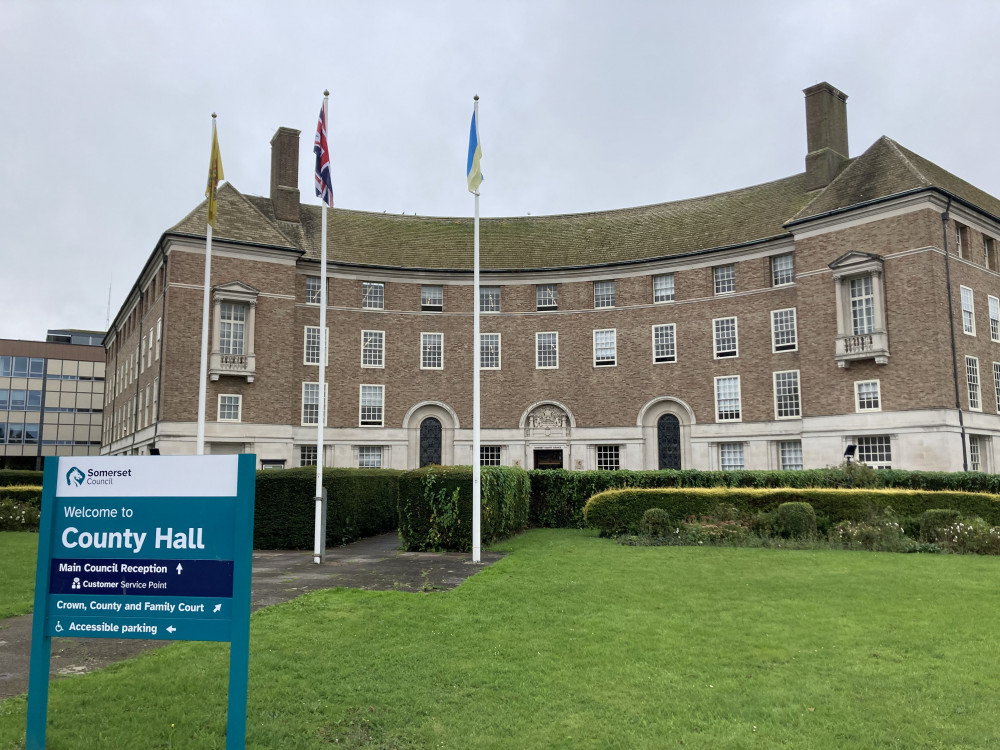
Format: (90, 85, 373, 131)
(467, 109, 483, 194)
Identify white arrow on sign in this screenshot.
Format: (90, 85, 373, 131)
(166, 626, 176, 634)
(176, 563, 183, 575)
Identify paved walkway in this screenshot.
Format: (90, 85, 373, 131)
(0, 533, 502, 701)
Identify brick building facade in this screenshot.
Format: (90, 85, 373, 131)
(102, 83, 1000, 473)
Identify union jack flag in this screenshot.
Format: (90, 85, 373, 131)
(314, 103, 334, 207)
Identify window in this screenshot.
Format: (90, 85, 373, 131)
(956, 223, 970, 260)
(961, 286, 975, 335)
(969, 435, 983, 472)
(713, 317, 738, 358)
(989, 296, 1000, 342)
(967, 356, 982, 411)
(156, 318, 162, 360)
(220, 302, 246, 355)
(480, 286, 500, 312)
(360, 384, 384, 426)
(0, 356, 9, 377)
(218, 394, 241, 422)
(480, 446, 501, 466)
(10, 390, 26, 410)
(536, 332, 558, 369)
(771, 254, 794, 286)
(986, 237, 998, 271)
(147, 328, 153, 367)
(153, 378, 158, 422)
(714, 264, 735, 295)
(855, 380, 881, 412)
(303, 326, 328, 365)
(306, 276, 322, 304)
(29, 357, 44, 377)
(779, 441, 803, 470)
(358, 446, 383, 468)
(23, 423, 39, 445)
(715, 375, 741, 422)
(536, 284, 558, 310)
(421, 285, 443, 311)
(593, 329, 617, 367)
(299, 446, 317, 466)
(481, 333, 501, 369)
(995, 362, 1000, 414)
(652, 324, 676, 363)
(361, 330, 384, 368)
(719, 443, 744, 470)
(856, 436, 892, 468)
(850, 277, 875, 335)
(421, 333, 443, 369)
(596, 445, 620, 470)
(653, 274, 675, 303)
(7, 356, 43, 378)
(0, 390, 6, 410)
(301, 382, 328, 426)
(594, 280, 616, 308)
(771, 308, 798, 352)
(773, 370, 801, 419)
(362, 282, 384, 310)
(7, 423, 23, 444)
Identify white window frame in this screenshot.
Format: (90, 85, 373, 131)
(714, 375, 742, 422)
(713, 316, 739, 359)
(719, 442, 745, 470)
(969, 435, 983, 472)
(989, 295, 1000, 342)
(359, 384, 384, 427)
(421, 332, 444, 370)
(771, 254, 794, 286)
(961, 285, 975, 336)
(301, 382, 329, 426)
(652, 323, 676, 364)
(358, 446, 383, 468)
(361, 330, 385, 369)
(536, 284, 558, 310)
(594, 280, 616, 309)
(855, 380, 882, 412)
(219, 301, 247, 355)
(593, 328, 617, 367)
(306, 276, 323, 305)
(714, 264, 735, 295)
(995, 362, 1000, 414)
(147, 327, 153, 368)
(771, 308, 798, 353)
(773, 370, 801, 419)
(362, 281, 384, 310)
(480, 286, 500, 313)
(480, 446, 502, 466)
(779, 440, 803, 471)
(596, 445, 620, 471)
(480, 333, 501, 370)
(299, 446, 318, 467)
(652, 273, 675, 303)
(856, 435, 892, 469)
(303, 326, 329, 366)
(967, 355, 982, 411)
(156, 318, 162, 360)
(421, 285, 443, 311)
(140, 336, 145, 374)
(536, 332, 559, 369)
(217, 394, 242, 423)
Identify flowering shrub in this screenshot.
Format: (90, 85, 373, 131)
(830, 518, 911, 552)
(0, 498, 40, 531)
(937, 519, 1000, 555)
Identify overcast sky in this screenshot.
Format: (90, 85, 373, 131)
(3, 0, 1000, 340)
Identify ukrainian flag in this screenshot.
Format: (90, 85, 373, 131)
(467, 109, 483, 194)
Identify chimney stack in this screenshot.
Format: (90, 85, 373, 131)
(270, 127, 301, 222)
(803, 82, 849, 191)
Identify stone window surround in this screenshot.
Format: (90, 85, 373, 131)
(210, 281, 259, 382)
(831, 253, 889, 367)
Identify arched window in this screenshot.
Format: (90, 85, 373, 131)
(657, 414, 681, 470)
(419, 417, 442, 467)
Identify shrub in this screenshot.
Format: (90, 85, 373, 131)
(0, 486, 42, 508)
(0, 470, 43, 488)
(0, 498, 40, 531)
(775, 502, 817, 539)
(937, 519, 1000, 555)
(679, 516, 751, 546)
(641, 508, 672, 537)
(830, 519, 910, 552)
(920, 509, 963, 542)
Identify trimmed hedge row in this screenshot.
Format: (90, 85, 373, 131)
(0, 470, 43, 487)
(398, 465, 530, 552)
(530, 468, 1000, 529)
(583, 487, 1000, 536)
(0, 486, 42, 507)
(254, 467, 401, 549)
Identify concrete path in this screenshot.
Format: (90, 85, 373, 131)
(0, 533, 502, 701)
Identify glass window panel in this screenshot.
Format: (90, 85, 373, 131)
(480, 286, 500, 312)
(536, 284, 558, 309)
(653, 274, 675, 303)
(362, 282, 384, 310)
(771, 254, 794, 286)
(653, 324, 676, 363)
(594, 280, 615, 308)
(714, 265, 735, 295)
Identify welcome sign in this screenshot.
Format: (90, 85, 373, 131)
(26, 454, 256, 749)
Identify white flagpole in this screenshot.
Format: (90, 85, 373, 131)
(196, 114, 217, 456)
(314, 91, 330, 565)
(472, 95, 482, 563)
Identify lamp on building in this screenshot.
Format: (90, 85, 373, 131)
(843, 444, 857, 464)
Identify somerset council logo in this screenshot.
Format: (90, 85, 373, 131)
(66, 467, 85, 487)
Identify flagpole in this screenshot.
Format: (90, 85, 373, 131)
(314, 91, 331, 565)
(472, 95, 482, 563)
(196, 113, 218, 456)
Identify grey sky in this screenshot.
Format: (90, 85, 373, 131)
(3, 1, 999, 340)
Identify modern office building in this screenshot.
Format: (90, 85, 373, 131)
(0, 331, 105, 469)
(102, 83, 1000, 472)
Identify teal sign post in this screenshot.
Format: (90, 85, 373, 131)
(26, 454, 256, 749)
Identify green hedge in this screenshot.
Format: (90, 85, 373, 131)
(398, 465, 530, 552)
(583, 487, 1000, 536)
(530, 468, 1000, 529)
(0, 486, 42, 507)
(0, 470, 43, 487)
(253, 467, 401, 549)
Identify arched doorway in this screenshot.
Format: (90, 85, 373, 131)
(657, 414, 681, 470)
(419, 417, 442, 467)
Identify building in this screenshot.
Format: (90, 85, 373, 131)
(102, 83, 1000, 473)
(1, 331, 106, 469)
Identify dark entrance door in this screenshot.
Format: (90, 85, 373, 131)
(657, 414, 681, 470)
(534, 449, 563, 470)
(419, 417, 442, 467)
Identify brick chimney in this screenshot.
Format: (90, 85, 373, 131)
(270, 127, 301, 222)
(803, 82, 849, 191)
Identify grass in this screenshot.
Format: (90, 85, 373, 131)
(0, 532, 37, 619)
(3, 528, 1000, 748)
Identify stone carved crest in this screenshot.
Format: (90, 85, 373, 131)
(526, 404, 569, 436)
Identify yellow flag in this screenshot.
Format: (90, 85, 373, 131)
(205, 125, 224, 228)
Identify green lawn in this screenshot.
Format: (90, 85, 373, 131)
(0, 532, 37, 619)
(3, 528, 1000, 748)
